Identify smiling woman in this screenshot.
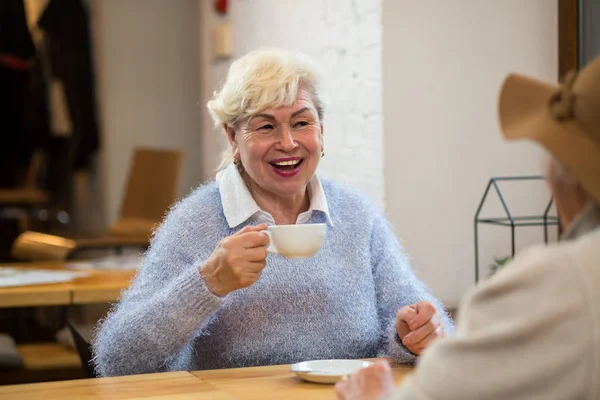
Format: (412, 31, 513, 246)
(223, 88, 323, 224)
(208, 50, 327, 225)
(92, 48, 454, 378)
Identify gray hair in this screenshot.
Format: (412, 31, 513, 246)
(206, 48, 328, 171)
(546, 157, 597, 205)
(546, 157, 580, 187)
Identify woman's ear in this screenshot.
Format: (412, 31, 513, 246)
(225, 124, 236, 145)
(319, 127, 324, 154)
(225, 124, 239, 154)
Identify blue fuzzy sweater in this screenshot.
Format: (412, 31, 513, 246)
(93, 179, 454, 377)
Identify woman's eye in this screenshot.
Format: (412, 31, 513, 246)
(257, 124, 274, 131)
(293, 121, 310, 128)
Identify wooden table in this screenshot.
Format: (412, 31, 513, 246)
(0, 262, 133, 308)
(0, 362, 414, 399)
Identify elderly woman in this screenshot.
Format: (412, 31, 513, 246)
(336, 57, 600, 400)
(92, 49, 454, 377)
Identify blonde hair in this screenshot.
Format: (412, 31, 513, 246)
(207, 48, 328, 170)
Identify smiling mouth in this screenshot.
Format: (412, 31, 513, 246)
(269, 159, 303, 171)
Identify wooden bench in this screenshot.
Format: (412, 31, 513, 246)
(0, 343, 83, 385)
(18, 342, 81, 370)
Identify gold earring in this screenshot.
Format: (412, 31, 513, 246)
(321, 150, 325, 158)
(233, 157, 242, 168)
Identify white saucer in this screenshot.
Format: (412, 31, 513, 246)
(290, 359, 374, 384)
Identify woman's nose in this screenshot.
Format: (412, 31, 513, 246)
(277, 124, 298, 151)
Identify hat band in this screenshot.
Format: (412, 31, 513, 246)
(549, 70, 577, 122)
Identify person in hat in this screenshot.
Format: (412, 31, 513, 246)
(335, 56, 600, 399)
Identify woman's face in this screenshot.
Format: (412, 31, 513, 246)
(227, 89, 323, 200)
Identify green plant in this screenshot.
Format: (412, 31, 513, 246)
(488, 256, 512, 278)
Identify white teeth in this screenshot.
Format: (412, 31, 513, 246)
(273, 160, 300, 166)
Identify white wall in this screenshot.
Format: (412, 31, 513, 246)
(383, 0, 558, 306)
(199, 0, 385, 205)
(93, 0, 202, 226)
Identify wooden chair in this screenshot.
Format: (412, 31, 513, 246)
(0, 342, 83, 385)
(11, 148, 182, 261)
(0, 139, 76, 233)
(0, 150, 50, 221)
(67, 319, 96, 378)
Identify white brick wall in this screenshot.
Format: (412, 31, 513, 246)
(199, 0, 384, 206)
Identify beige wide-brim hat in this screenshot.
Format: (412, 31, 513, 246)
(498, 56, 600, 203)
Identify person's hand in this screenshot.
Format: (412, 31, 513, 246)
(395, 301, 444, 355)
(200, 224, 270, 297)
(334, 360, 395, 400)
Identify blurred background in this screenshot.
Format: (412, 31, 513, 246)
(0, 0, 597, 385)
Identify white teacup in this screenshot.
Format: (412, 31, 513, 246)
(261, 223, 326, 259)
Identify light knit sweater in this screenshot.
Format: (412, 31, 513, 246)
(394, 206, 600, 399)
(92, 179, 454, 377)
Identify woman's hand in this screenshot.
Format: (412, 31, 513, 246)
(396, 301, 444, 355)
(334, 360, 395, 400)
(200, 224, 270, 297)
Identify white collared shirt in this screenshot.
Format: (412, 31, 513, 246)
(216, 163, 333, 228)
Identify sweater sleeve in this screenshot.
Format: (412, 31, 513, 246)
(370, 214, 455, 364)
(92, 192, 225, 377)
(391, 246, 593, 400)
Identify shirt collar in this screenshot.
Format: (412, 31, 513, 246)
(216, 163, 333, 228)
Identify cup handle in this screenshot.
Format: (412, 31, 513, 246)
(260, 230, 278, 254)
